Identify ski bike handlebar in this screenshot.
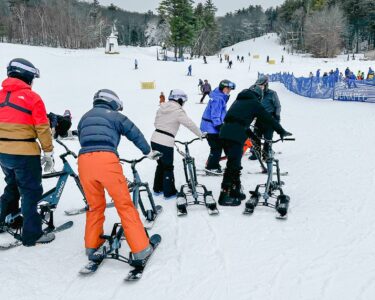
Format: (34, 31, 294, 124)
(175, 136, 206, 145)
(263, 137, 295, 144)
(120, 153, 163, 165)
(55, 139, 78, 159)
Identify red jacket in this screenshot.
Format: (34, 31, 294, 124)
(0, 78, 53, 155)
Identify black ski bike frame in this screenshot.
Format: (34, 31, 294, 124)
(247, 137, 295, 211)
(120, 154, 163, 227)
(175, 137, 218, 214)
(1, 139, 81, 239)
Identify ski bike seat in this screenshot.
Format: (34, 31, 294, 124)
(244, 136, 295, 219)
(174, 137, 219, 216)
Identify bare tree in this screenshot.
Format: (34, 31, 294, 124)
(304, 5, 346, 58)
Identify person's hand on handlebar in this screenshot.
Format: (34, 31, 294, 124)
(280, 130, 293, 141)
(200, 132, 208, 141)
(147, 150, 162, 160)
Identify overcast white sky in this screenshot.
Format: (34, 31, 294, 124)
(93, 0, 285, 16)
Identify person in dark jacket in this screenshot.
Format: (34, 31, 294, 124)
(77, 89, 160, 267)
(249, 75, 281, 160)
(200, 80, 212, 103)
(48, 110, 77, 139)
(218, 84, 292, 206)
(200, 80, 236, 174)
(0, 58, 55, 246)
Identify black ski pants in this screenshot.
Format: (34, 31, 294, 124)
(254, 120, 274, 156)
(200, 92, 210, 103)
(151, 142, 177, 198)
(0, 154, 43, 245)
(206, 134, 223, 170)
(221, 139, 243, 190)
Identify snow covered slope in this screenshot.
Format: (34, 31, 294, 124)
(0, 35, 375, 300)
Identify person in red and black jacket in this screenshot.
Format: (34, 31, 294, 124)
(0, 58, 55, 246)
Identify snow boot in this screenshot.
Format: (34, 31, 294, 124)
(205, 168, 223, 176)
(230, 183, 246, 201)
(129, 244, 153, 268)
(218, 190, 241, 206)
(24, 232, 55, 247)
(35, 232, 55, 244)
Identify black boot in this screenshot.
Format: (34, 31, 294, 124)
(218, 188, 241, 206)
(230, 182, 246, 201)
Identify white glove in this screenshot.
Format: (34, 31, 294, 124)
(147, 150, 162, 160)
(41, 152, 55, 173)
(200, 132, 208, 140)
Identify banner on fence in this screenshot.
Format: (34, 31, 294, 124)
(333, 81, 375, 103)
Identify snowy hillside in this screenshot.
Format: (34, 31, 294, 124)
(0, 34, 375, 300)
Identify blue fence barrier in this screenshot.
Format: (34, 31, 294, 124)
(263, 72, 375, 103)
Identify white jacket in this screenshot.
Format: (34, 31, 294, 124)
(151, 101, 202, 147)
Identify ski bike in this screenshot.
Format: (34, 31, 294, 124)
(79, 222, 161, 281)
(120, 154, 163, 229)
(0, 139, 81, 249)
(79, 153, 163, 280)
(244, 137, 295, 219)
(175, 137, 219, 216)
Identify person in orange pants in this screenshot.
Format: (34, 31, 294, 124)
(79, 152, 148, 253)
(77, 89, 160, 265)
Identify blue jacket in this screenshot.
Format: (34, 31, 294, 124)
(78, 103, 151, 156)
(200, 88, 229, 134)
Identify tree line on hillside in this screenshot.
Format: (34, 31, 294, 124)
(0, 0, 374, 58)
(0, 0, 156, 48)
(272, 0, 375, 57)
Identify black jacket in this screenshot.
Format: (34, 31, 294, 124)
(262, 89, 281, 117)
(220, 88, 285, 144)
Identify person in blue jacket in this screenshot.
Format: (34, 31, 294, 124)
(200, 80, 236, 175)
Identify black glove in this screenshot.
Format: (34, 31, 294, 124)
(280, 130, 292, 141)
(274, 115, 281, 122)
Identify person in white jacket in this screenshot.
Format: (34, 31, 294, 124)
(151, 89, 203, 199)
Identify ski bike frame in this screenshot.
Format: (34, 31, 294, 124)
(120, 154, 163, 228)
(244, 137, 295, 217)
(175, 137, 218, 216)
(1, 139, 82, 240)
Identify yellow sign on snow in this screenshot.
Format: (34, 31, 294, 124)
(141, 82, 156, 89)
(253, 55, 260, 59)
(268, 60, 276, 65)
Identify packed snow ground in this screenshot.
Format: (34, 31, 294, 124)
(0, 34, 375, 300)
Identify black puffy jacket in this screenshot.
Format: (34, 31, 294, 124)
(220, 88, 285, 144)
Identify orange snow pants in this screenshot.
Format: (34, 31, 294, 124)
(78, 152, 149, 253)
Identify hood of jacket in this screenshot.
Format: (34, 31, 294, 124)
(1, 77, 31, 92)
(158, 100, 184, 114)
(236, 88, 260, 102)
(209, 88, 229, 103)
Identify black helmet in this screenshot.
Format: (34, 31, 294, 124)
(255, 75, 269, 91)
(93, 89, 123, 111)
(219, 79, 236, 91)
(249, 85, 263, 101)
(7, 58, 40, 85)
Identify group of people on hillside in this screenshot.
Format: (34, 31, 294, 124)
(311, 67, 374, 82)
(0, 58, 291, 268)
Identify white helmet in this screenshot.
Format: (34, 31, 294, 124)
(93, 89, 123, 111)
(168, 89, 188, 104)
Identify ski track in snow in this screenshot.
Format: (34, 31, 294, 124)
(1, 34, 375, 300)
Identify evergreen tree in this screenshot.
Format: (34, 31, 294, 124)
(158, 0, 195, 58)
